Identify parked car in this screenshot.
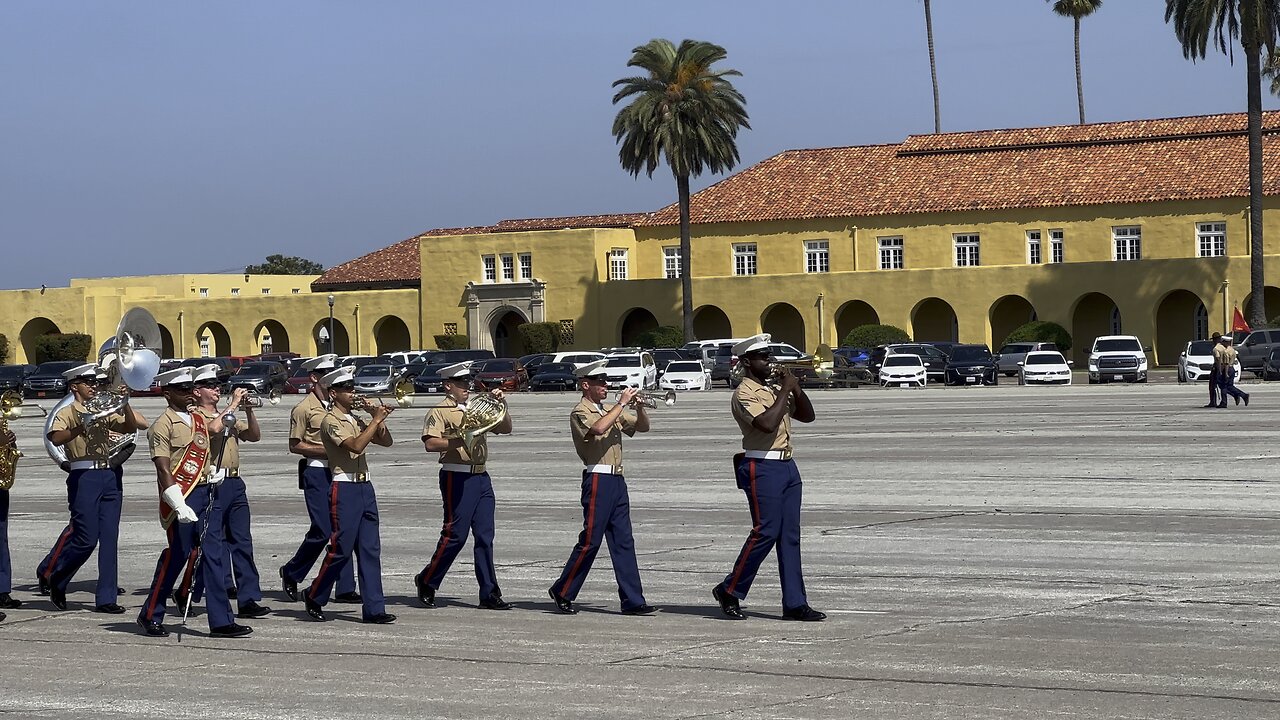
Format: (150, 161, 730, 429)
(412, 362, 454, 394)
(0, 364, 36, 394)
(996, 341, 1060, 376)
(1178, 340, 1241, 383)
(943, 344, 999, 386)
(352, 363, 402, 394)
(179, 357, 235, 385)
(1087, 335, 1149, 384)
(879, 354, 927, 387)
(22, 361, 83, 399)
(658, 360, 711, 391)
(518, 353, 553, 374)
(792, 354, 864, 388)
(418, 349, 497, 366)
(1264, 347, 1280, 381)
(710, 345, 738, 387)
(886, 343, 948, 383)
(1236, 328, 1280, 376)
(832, 347, 869, 364)
(548, 351, 606, 366)
(285, 364, 317, 394)
(604, 352, 657, 389)
(258, 351, 301, 364)
(474, 358, 529, 392)
(1018, 351, 1074, 385)
(681, 339, 742, 370)
(528, 362, 579, 391)
(229, 361, 288, 396)
(337, 355, 380, 372)
(921, 341, 959, 357)
(650, 348, 686, 378)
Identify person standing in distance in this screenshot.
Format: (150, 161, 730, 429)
(1218, 336, 1250, 407)
(712, 334, 825, 622)
(1205, 331, 1223, 408)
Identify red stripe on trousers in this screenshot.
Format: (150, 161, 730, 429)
(421, 471, 455, 580)
(143, 524, 176, 620)
(42, 527, 74, 581)
(727, 460, 759, 594)
(558, 473, 599, 597)
(308, 481, 342, 601)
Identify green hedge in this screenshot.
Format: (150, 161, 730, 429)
(634, 325, 684, 349)
(517, 322, 563, 354)
(34, 333, 93, 363)
(841, 324, 910, 348)
(1002, 320, 1072, 352)
(432, 334, 469, 350)
(0, 333, 8, 365)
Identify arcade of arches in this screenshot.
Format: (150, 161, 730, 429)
(911, 298, 958, 343)
(19, 317, 61, 364)
(761, 303, 805, 350)
(313, 319, 350, 357)
(196, 322, 231, 358)
(692, 306, 732, 340)
(619, 308, 659, 347)
(374, 315, 412, 355)
(989, 295, 1036, 349)
(835, 301, 878, 345)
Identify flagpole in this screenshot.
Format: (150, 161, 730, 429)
(1222, 280, 1230, 335)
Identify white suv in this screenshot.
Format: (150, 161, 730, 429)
(1087, 335, 1149, 384)
(604, 352, 657, 389)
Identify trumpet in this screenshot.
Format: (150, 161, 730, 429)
(728, 344, 835, 385)
(628, 389, 676, 408)
(352, 380, 416, 410)
(243, 388, 281, 407)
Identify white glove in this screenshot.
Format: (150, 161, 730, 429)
(207, 468, 225, 486)
(161, 484, 198, 524)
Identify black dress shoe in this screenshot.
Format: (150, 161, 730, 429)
(50, 587, 68, 611)
(137, 618, 169, 637)
(37, 576, 50, 596)
(237, 601, 271, 619)
(478, 595, 512, 610)
(94, 603, 126, 614)
(0, 592, 22, 609)
(413, 573, 435, 607)
(172, 589, 190, 612)
(1244, 394, 1250, 407)
(0, 610, 5, 622)
(334, 591, 362, 604)
(226, 586, 238, 600)
(1235, 396, 1242, 406)
(363, 612, 397, 624)
(712, 584, 744, 619)
(782, 605, 827, 622)
(547, 588, 577, 614)
(622, 604, 657, 616)
(303, 598, 328, 621)
(279, 567, 298, 602)
(209, 623, 253, 638)
(117, 587, 125, 595)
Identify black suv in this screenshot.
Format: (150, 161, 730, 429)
(179, 357, 235, 385)
(23, 361, 84, 399)
(943, 344, 999, 386)
(0, 364, 36, 395)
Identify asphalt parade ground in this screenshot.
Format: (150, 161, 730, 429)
(0, 380, 1276, 719)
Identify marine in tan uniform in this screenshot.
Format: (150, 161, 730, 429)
(1218, 336, 1250, 407)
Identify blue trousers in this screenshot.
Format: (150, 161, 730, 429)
(47, 468, 121, 606)
(0, 489, 10, 594)
(1219, 368, 1249, 405)
(282, 464, 355, 594)
(721, 457, 809, 611)
(1207, 372, 1220, 406)
(187, 475, 262, 607)
(139, 484, 234, 630)
(39, 466, 123, 588)
(552, 471, 646, 610)
(420, 470, 499, 600)
(306, 481, 385, 620)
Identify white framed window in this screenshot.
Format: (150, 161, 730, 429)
(954, 233, 980, 267)
(500, 253, 514, 281)
(482, 254, 496, 283)
(261, 334, 273, 354)
(198, 287, 209, 298)
(733, 243, 757, 276)
(609, 248, 629, 281)
(1026, 230, 1042, 265)
(1112, 226, 1141, 261)
(291, 288, 300, 294)
(199, 335, 210, 357)
(518, 253, 532, 280)
(878, 236, 904, 270)
(804, 240, 829, 273)
(1050, 229, 1064, 264)
(1109, 306, 1123, 334)
(1196, 221, 1226, 257)
(1194, 303, 1209, 340)
(663, 246, 681, 279)
(261, 288, 271, 295)
(230, 287, 240, 296)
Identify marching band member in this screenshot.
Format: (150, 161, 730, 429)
(137, 367, 250, 638)
(44, 363, 146, 613)
(547, 360, 655, 616)
(712, 334, 824, 622)
(0, 422, 17, 618)
(280, 354, 359, 604)
(415, 361, 513, 610)
(302, 366, 395, 624)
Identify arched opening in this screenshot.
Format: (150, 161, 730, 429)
(1154, 290, 1207, 365)
(489, 309, 527, 358)
(989, 295, 1037, 348)
(19, 317, 61, 364)
(619, 307, 659, 347)
(1071, 292, 1119, 365)
(834, 300, 879, 346)
(1240, 285, 1280, 326)
(911, 297, 958, 343)
(761, 303, 806, 351)
(195, 322, 231, 358)
(253, 319, 290, 355)
(692, 305, 732, 340)
(373, 315, 412, 355)
(313, 319, 350, 356)
(156, 324, 176, 359)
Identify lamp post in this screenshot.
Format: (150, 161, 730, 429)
(327, 294, 335, 354)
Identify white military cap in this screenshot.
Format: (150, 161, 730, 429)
(62, 363, 99, 381)
(573, 359, 609, 378)
(320, 365, 356, 387)
(191, 363, 220, 383)
(1223, 336, 1234, 344)
(302, 354, 338, 373)
(155, 367, 195, 388)
(733, 333, 772, 356)
(438, 361, 474, 380)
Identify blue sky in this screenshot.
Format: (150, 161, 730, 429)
(2, 1, 1273, 289)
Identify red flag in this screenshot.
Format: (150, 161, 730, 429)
(1232, 305, 1252, 334)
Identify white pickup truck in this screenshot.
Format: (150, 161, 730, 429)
(1087, 335, 1149, 384)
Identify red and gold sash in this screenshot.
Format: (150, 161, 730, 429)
(158, 411, 210, 528)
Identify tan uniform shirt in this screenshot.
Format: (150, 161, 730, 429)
(570, 397, 636, 471)
(422, 398, 486, 467)
(732, 376, 794, 452)
(195, 408, 250, 472)
(1222, 345, 1240, 371)
(49, 402, 129, 463)
(148, 408, 206, 474)
(289, 394, 329, 446)
(322, 411, 369, 476)
(1212, 343, 1228, 372)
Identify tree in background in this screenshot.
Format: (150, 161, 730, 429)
(1002, 321, 1073, 352)
(244, 255, 324, 275)
(1048, 0, 1104, 124)
(1166, 0, 1280, 328)
(842, 324, 911, 348)
(613, 38, 750, 342)
(33, 333, 92, 363)
(634, 325, 684, 349)
(924, 0, 941, 133)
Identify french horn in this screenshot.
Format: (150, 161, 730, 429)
(450, 392, 506, 455)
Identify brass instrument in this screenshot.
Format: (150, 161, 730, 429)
(1, 389, 48, 419)
(0, 390, 41, 489)
(351, 380, 416, 410)
(243, 388, 282, 407)
(80, 307, 163, 425)
(449, 392, 507, 455)
(629, 389, 676, 408)
(729, 344, 834, 385)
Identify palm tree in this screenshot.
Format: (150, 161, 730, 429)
(613, 39, 750, 342)
(1048, 0, 1103, 124)
(1166, 1, 1280, 328)
(924, 0, 941, 133)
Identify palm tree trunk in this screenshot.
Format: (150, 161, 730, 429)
(677, 172, 695, 341)
(1074, 17, 1085, 125)
(925, 0, 940, 133)
(1246, 35, 1267, 328)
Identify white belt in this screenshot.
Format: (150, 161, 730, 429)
(306, 459, 329, 468)
(331, 471, 369, 483)
(584, 463, 622, 475)
(744, 449, 792, 461)
(68, 460, 110, 470)
(441, 463, 486, 474)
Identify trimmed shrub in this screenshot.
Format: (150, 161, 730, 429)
(432, 334, 469, 350)
(1002, 320, 1072, 352)
(634, 325, 684, 349)
(842, 324, 910, 348)
(1267, 315, 1280, 329)
(34, 333, 93, 363)
(517, 322, 562, 354)
(0, 333, 7, 365)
